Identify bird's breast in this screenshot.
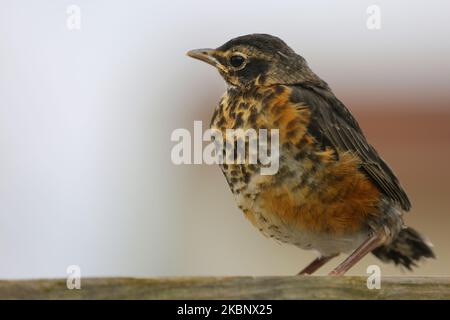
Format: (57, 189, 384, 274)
(210, 85, 384, 250)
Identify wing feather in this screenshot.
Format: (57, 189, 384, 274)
(290, 85, 411, 211)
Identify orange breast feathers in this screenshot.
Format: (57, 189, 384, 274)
(255, 86, 383, 235)
(257, 152, 382, 235)
(261, 86, 311, 145)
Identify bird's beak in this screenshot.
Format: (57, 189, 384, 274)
(187, 48, 222, 69)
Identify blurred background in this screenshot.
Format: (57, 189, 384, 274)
(0, 0, 449, 279)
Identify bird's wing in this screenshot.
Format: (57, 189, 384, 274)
(290, 84, 411, 211)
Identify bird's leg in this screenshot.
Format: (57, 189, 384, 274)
(329, 230, 386, 276)
(298, 253, 339, 275)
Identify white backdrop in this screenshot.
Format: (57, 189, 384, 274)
(0, 0, 449, 278)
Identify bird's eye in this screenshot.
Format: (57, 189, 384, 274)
(229, 55, 246, 68)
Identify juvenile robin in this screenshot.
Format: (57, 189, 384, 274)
(187, 34, 435, 275)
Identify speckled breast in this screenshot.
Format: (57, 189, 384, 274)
(210, 85, 383, 253)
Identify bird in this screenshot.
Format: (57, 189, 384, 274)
(187, 34, 435, 275)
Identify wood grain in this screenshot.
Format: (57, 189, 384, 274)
(0, 276, 449, 300)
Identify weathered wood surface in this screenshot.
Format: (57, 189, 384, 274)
(0, 276, 449, 300)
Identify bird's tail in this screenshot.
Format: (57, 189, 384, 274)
(372, 227, 435, 270)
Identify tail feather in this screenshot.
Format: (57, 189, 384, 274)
(372, 227, 435, 270)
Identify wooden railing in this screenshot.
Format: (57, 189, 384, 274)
(0, 276, 449, 299)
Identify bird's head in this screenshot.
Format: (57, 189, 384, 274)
(187, 34, 324, 89)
